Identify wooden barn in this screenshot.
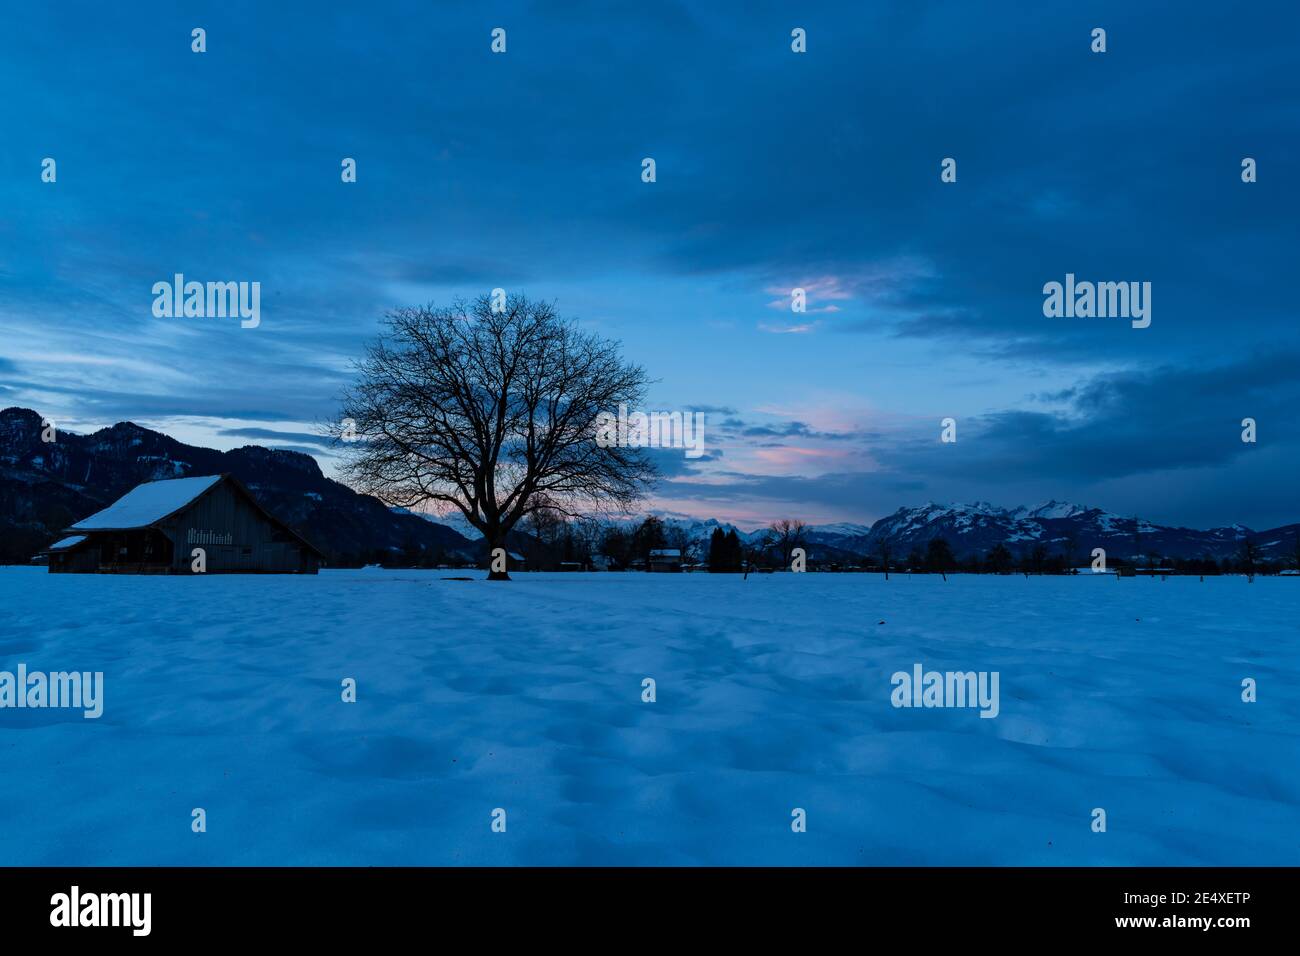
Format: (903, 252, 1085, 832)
(41, 474, 322, 574)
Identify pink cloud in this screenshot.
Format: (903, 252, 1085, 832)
(753, 446, 853, 468)
(764, 275, 854, 315)
(758, 321, 817, 334)
(751, 399, 869, 435)
(764, 275, 856, 301)
(762, 259, 935, 318)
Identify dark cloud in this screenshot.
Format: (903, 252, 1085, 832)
(643, 445, 719, 479)
(218, 427, 333, 448)
(666, 351, 1300, 529)
(1, 0, 1294, 529)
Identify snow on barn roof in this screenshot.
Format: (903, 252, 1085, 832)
(649, 548, 682, 557)
(70, 475, 223, 531)
(44, 534, 87, 552)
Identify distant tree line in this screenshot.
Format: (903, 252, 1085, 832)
(363, 516, 1300, 578)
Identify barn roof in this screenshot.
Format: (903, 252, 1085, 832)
(43, 534, 87, 553)
(70, 475, 224, 531)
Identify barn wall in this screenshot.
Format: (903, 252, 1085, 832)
(49, 531, 173, 573)
(157, 481, 316, 573)
(48, 547, 100, 573)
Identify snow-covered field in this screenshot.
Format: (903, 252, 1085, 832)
(0, 567, 1296, 865)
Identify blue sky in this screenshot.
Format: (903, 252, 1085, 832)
(2, 1, 1297, 529)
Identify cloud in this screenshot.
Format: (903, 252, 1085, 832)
(2, 0, 1294, 532)
(218, 427, 333, 448)
(753, 446, 855, 468)
(734, 420, 859, 442)
(758, 321, 817, 334)
(653, 352, 1300, 528)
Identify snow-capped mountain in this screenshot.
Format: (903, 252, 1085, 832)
(832, 500, 1299, 563)
(408, 497, 1299, 563)
(12, 404, 1291, 569)
(862, 501, 1046, 557)
(1010, 500, 1092, 520)
(805, 521, 874, 538)
(650, 514, 769, 546)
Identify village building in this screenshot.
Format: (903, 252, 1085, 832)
(648, 548, 683, 572)
(41, 474, 322, 574)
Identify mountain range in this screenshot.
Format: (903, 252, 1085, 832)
(3, 407, 1295, 567)
(417, 500, 1300, 565)
(801, 500, 1298, 565)
(0, 407, 474, 566)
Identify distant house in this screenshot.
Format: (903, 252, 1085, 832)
(648, 548, 683, 572)
(494, 550, 527, 572)
(41, 474, 322, 574)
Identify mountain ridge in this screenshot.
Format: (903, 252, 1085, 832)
(415, 497, 1300, 564)
(0, 407, 474, 565)
(4, 407, 1295, 566)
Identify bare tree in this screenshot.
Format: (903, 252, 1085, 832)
(769, 519, 808, 569)
(878, 541, 893, 580)
(571, 515, 605, 569)
(1061, 531, 1078, 571)
(599, 523, 633, 570)
(331, 294, 656, 579)
(1238, 536, 1260, 583)
(632, 515, 667, 570)
(926, 536, 955, 580)
(664, 524, 694, 564)
(522, 506, 566, 569)
(742, 529, 777, 580)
